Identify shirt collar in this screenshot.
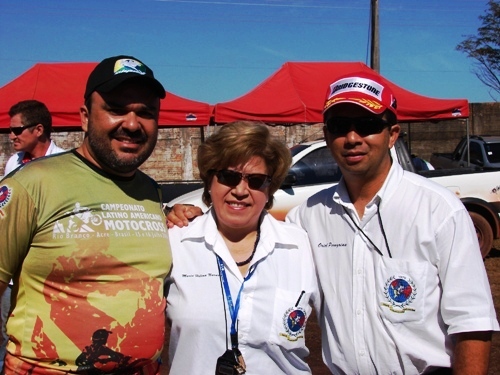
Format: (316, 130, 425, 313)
(333, 159, 404, 209)
(179, 208, 299, 255)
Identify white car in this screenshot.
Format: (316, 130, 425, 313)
(167, 139, 340, 220)
(168, 137, 500, 257)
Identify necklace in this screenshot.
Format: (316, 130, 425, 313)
(342, 200, 392, 258)
(235, 228, 261, 267)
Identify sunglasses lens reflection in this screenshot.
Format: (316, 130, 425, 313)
(216, 170, 271, 190)
(326, 117, 389, 137)
(9, 123, 36, 136)
(10, 128, 24, 136)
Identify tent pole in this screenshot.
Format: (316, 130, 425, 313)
(200, 126, 205, 143)
(466, 118, 470, 166)
(407, 122, 412, 155)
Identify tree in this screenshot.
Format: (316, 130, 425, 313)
(457, 0, 500, 100)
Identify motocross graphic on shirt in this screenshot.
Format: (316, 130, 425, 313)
(0, 151, 172, 375)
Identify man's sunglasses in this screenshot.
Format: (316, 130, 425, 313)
(214, 169, 272, 191)
(10, 123, 38, 136)
(326, 117, 391, 137)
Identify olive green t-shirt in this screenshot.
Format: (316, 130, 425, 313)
(0, 151, 171, 374)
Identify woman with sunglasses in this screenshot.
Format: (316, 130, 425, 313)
(165, 121, 320, 375)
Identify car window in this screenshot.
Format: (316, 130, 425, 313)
(289, 146, 342, 185)
(485, 143, 500, 163)
(290, 144, 310, 157)
(453, 139, 466, 160)
(470, 142, 484, 164)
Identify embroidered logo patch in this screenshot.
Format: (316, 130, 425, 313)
(381, 275, 417, 313)
(279, 306, 307, 341)
(185, 113, 197, 121)
(113, 58, 147, 76)
(0, 185, 12, 218)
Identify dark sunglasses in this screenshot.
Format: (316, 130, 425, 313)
(10, 123, 38, 136)
(326, 117, 391, 137)
(215, 169, 272, 191)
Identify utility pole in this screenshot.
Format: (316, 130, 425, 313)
(370, 0, 380, 72)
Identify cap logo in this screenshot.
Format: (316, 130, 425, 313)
(328, 77, 384, 101)
(113, 59, 147, 76)
(352, 97, 384, 111)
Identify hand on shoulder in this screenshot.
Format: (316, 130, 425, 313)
(165, 204, 204, 228)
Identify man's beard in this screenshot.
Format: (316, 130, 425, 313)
(86, 122, 157, 175)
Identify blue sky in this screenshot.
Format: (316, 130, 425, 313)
(0, 0, 496, 105)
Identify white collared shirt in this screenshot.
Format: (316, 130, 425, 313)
(287, 162, 499, 375)
(166, 210, 320, 375)
(4, 140, 66, 176)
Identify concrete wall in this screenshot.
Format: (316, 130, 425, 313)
(1, 102, 499, 181)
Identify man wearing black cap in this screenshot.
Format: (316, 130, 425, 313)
(0, 56, 171, 375)
(286, 72, 499, 374)
(80, 56, 166, 177)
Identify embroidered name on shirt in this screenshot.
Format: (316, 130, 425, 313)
(318, 242, 347, 248)
(182, 273, 219, 278)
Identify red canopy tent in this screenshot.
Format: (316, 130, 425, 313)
(214, 62, 469, 124)
(0, 63, 211, 129)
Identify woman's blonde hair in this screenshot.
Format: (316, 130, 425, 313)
(198, 121, 292, 210)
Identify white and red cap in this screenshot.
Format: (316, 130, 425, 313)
(323, 72, 397, 120)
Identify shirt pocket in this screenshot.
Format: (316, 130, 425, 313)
(375, 256, 428, 324)
(268, 288, 312, 350)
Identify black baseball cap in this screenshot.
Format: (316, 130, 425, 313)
(84, 55, 166, 99)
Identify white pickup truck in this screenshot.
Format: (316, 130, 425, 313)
(168, 137, 500, 258)
(430, 135, 500, 170)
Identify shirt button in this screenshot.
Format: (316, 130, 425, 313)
(357, 268, 362, 274)
(356, 309, 362, 315)
(359, 350, 365, 356)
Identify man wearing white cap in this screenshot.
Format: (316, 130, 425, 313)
(165, 71, 499, 374)
(286, 72, 499, 374)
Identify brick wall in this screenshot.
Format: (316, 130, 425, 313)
(399, 102, 500, 162)
(0, 123, 325, 181)
(1, 102, 499, 180)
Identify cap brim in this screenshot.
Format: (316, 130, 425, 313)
(323, 98, 387, 116)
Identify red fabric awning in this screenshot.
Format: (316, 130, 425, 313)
(0, 63, 211, 128)
(214, 62, 469, 124)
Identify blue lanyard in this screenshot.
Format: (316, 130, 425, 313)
(216, 255, 257, 339)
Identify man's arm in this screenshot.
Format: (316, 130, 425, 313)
(452, 331, 492, 375)
(166, 204, 203, 228)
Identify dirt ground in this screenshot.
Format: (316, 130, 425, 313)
(161, 242, 500, 374)
(484, 244, 500, 375)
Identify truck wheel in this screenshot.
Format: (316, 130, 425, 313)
(469, 212, 493, 258)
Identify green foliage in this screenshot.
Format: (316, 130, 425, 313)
(457, 0, 500, 100)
